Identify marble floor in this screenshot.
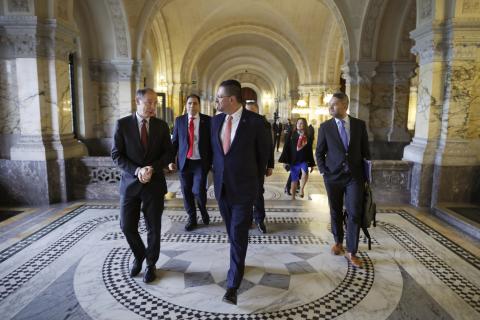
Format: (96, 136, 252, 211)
(0, 169, 479, 320)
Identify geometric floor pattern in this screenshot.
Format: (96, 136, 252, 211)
(1, 198, 479, 319)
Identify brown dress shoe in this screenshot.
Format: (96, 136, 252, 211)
(331, 243, 345, 255)
(345, 253, 363, 268)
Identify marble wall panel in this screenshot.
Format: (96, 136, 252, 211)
(0, 159, 49, 205)
(432, 165, 480, 205)
(445, 62, 480, 140)
(15, 58, 48, 136)
(0, 60, 20, 135)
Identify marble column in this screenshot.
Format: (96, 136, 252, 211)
(342, 61, 377, 139)
(171, 83, 186, 118)
(0, 16, 87, 204)
(370, 62, 415, 159)
(86, 59, 138, 155)
(403, 3, 480, 207)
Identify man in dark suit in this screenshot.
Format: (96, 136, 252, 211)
(272, 119, 283, 152)
(111, 88, 173, 283)
(169, 94, 212, 231)
(211, 80, 269, 305)
(315, 92, 370, 268)
(245, 101, 274, 233)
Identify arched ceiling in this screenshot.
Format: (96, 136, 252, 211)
(135, 0, 345, 97)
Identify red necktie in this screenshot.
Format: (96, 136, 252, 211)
(141, 119, 148, 151)
(187, 117, 195, 158)
(223, 115, 232, 154)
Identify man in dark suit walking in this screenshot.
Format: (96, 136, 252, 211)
(316, 92, 370, 268)
(169, 94, 212, 231)
(111, 88, 173, 283)
(211, 80, 269, 305)
(245, 101, 274, 233)
(272, 119, 283, 152)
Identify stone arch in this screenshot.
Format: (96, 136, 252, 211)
(359, 0, 389, 60)
(180, 24, 309, 85)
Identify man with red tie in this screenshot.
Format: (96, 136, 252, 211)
(211, 80, 269, 305)
(169, 94, 212, 231)
(111, 88, 173, 283)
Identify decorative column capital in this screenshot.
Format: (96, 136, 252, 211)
(0, 16, 76, 60)
(341, 61, 378, 86)
(89, 59, 137, 82)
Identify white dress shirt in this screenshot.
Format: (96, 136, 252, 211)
(188, 114, 201, 160)
(221, 106, 243, 145)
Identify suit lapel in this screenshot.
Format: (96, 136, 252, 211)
(182, 114, 189, 146)
(130, 113, 145, 155)
(216, 113, 226, 153)
(347, 116, 355, 151)
(146, 118, 159, 156)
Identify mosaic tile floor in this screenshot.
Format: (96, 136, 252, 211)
(0, 178, 479, 319)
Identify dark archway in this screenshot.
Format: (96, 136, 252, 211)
(242, 87, 257, 102)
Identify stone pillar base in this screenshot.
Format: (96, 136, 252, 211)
(0, 158, 74, 205)
(410, 162, 434, 207)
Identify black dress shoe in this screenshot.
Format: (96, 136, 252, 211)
(257, 221, 267, 234)
(284, 187, 291, 196)
(201, 212, 210, 225)
(143, 266, 156, 283)
(185, 220, 197, 231)
(130, 258, 144, 277)
(222, 288, 237, 305)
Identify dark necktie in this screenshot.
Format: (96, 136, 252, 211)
(223, 115, 232, 154)
(187, 117, 195, 159)
(141, 119, 148, 151)
(339, 119, 349, 151)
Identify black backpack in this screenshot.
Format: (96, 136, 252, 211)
(362, 183, 377, 250)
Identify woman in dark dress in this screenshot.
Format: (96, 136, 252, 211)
(279, 118, 315, 200)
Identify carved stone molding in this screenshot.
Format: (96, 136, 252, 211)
(106, 0, 129, 58)
(297, 84, 325, 96)
(6, 0, 32, 14)
(342, 61, 378, 85)
(419, 0, 433, 21)
(0, 18, 75, 60)
(89, 59, 136, 82)
(462, 0, 480, 14)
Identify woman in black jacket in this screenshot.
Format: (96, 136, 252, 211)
(279, 118, 315, 200)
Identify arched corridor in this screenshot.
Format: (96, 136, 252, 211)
(1, 0, 480, 318)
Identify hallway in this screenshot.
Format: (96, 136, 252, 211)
(0, 169, 479, 319)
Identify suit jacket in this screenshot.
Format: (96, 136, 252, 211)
(273, 122, 283, 135)
(278, 130, 315, 167)
(171, 113, 212, 172)
(315, 116, 370, 182)
(111, 114, 173, 196)
(264, 118, 274, 169)
(211, 108, 269, 204)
